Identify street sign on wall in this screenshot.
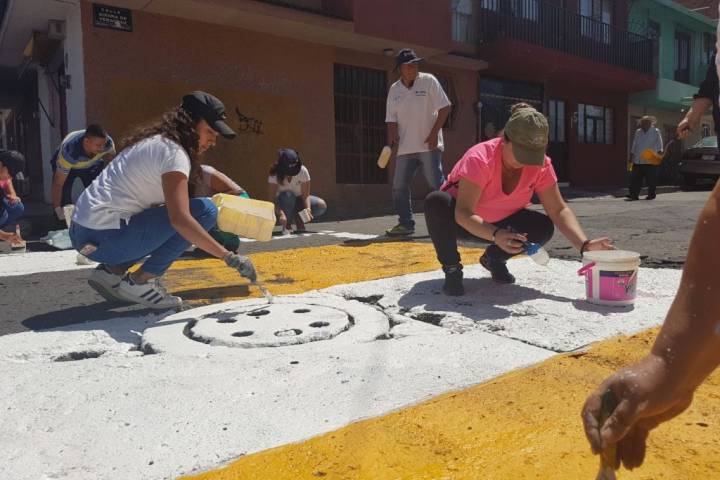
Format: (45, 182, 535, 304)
(92, 4, 133, 32)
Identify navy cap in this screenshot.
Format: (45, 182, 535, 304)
(277, 148, 302, 176)
(181, 91, 236, 139)
(0, 150, 25, 177)
(395, 48, 424, 70)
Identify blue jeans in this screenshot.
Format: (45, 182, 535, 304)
(0, 197, 24, 231)
(275, 191, 327, 223)
(51, 156, 103, 207)
(69, 198, 217, 276)
(392, 149, 444, 229)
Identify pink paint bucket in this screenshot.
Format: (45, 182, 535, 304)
(577, 250, 641, 307)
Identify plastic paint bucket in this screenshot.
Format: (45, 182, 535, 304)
(577, 250, 641, 307)
(212, 194, 276, 242)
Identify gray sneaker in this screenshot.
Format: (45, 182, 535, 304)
(115, 274, 183, 309)
(88, 265, 128, 303)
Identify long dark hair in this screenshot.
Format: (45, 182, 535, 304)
(119, 107, 201, 194)
(268, 161, 288, 185)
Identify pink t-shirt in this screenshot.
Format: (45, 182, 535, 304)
(441, 138, 557, 223)
(0, 178, 11, 193)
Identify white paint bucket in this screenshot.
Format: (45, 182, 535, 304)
(577, 250, 641, 307)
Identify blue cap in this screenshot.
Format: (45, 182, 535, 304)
(395, 48, 424, 70)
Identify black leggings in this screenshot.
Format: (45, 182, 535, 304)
(424, 190, 555, 267)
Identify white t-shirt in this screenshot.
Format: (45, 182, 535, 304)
(268, 165, 310, 197)
(73, 135, 191, 230)
(631, 127, 663, 165)
(385, 72, 451, 156)
(194, 165, 242, 197)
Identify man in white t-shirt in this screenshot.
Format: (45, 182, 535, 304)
(628, 116, 663, 201)
(385, 48, 451, 236)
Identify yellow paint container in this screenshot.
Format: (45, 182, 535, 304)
(212, 194, 276, 242)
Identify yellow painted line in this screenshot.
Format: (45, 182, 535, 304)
(182, 327, 720, 479)
(164, 241, 486, 306)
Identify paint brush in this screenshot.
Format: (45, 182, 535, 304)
(253, 281, 274, 304)
(596, 389, 619, 480)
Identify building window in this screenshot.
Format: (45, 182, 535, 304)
(452, 0, 475, 43)
(479, 0, 537, 20)
(580, 0, 613, 44)
(675, 31, 691, 83)
(703, 32, 716, 65)
(546, 100, 565, 143)
(480, 0, 498, 11)
(578, 104, 613, 144)
(334, 64, 388, 184)
(512, 0, 539, 21)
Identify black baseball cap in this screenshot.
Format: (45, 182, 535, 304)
(181, 91, 236, 139)
(0, 150, 25, 177)
(395, 48, 424, 70)
(277, 148, 302, 176)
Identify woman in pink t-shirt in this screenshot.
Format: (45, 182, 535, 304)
(425, 104, 613, 295)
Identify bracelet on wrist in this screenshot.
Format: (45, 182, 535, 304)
(580, 240, 591, 255)
(492, 227, 502, 242)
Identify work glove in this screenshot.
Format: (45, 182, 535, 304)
(223, 252, 257, 283)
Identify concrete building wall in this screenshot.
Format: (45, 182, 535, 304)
(80, 3, 478, 214)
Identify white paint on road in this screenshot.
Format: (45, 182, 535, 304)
(0, 259, 681, 480)
(0, 250, 96, 277)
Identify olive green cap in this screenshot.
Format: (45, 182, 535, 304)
(504, 107, 549, 166)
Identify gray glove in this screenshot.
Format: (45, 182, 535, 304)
(223, 252, 257, 282)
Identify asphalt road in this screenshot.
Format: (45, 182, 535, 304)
(1, 188, 712, 335)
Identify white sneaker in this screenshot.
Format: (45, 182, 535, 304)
(115, 274, 182, 309)
(88, 265, 128, 303)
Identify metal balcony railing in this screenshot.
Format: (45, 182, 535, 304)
(453, 0, 655, 75)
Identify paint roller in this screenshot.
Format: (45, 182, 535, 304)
(377, 145, 392, 169)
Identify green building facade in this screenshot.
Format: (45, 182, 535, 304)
(628, 0, 716, 155)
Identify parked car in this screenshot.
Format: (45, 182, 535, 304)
(678, 136, 720, 187)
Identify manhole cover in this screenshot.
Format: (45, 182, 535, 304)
(141, 294, 390, 356)
(189, 303, 352, 348)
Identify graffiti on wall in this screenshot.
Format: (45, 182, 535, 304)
(235, 108, 264, 135)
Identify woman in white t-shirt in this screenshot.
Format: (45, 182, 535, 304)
(69, 91, 257, 309)
(267, 148, 326, 233)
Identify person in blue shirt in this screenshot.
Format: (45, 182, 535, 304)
(0, 150, 25, 247)
(51, 124, 115, 221)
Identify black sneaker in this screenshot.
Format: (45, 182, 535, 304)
(480, 253, 515, 284)
(645, 194, 656, 200)
(442, 265, 464, 296)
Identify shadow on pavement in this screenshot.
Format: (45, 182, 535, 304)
(22, 301, 159, 331)
(341, 235, 431, 248)
(398, 277, 576, 323)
